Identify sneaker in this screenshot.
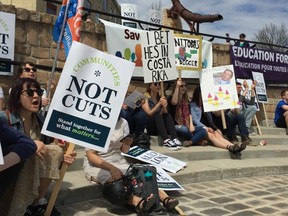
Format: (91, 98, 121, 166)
(241, 135, 257, 146)
(248, 128, 256, 136)
(172, 138, 182, 149)
(163, 139, 179, 151)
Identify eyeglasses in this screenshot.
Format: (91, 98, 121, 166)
(23, 67, 37, 73)
(180, 84, 186, 87)
(153, 83, 160, 86)
(22, 89, 44, 97)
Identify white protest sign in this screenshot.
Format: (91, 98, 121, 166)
(0, 142, 3, 165)
(156, 166, 184, 191)
(0, 12, 15, 76)
(237, 79, 260, 111)
(174, 34, 202, 71)
(41, 42, 135, 152)
(101, 19, 143, 77)
(122, 146, 186, 173)
(252, 71, 268, 103)
(141, 30, 177, 83)
(201, 65, 239, 112)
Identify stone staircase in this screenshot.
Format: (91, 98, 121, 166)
(53, 126, 288, 207)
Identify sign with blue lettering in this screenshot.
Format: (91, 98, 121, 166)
(41, 42, 135, 152)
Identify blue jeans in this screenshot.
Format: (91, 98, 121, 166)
(120, 108, 148, 133)
(175, 125, 207, 144)
(227, 112, 249, 136)
(241, 105, 257, 128)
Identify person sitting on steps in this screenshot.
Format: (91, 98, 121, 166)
(274, 90, 288, 135)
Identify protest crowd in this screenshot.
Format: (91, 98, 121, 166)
(1, 2, 288, 216)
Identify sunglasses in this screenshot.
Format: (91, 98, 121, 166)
(23, 67, 37, 73)
(180, 84, 187, 87)
(22, 89, 44, 97)
(153, 83, 160, 86)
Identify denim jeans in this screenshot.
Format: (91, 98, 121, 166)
(175, 125, 207, 144)
(241, 105, 257, 128)
(227, 112, 249, 136)
(120, 108, 148, 133)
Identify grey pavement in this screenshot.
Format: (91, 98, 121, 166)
(57, 174, 288, 216)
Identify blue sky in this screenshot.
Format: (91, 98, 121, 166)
(117, 0, 288, 44)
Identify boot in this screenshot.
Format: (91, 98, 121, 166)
(241, 134, 257, 146)
(227, 135, 239, 144)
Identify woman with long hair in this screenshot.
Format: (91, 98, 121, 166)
(190, 85, 246, 157)
(0, 78, 76, 216)
(141, 82, 181, 150)
(170, 79, 208, 147)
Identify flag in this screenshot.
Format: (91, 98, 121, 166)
(53, 0, 84, 57)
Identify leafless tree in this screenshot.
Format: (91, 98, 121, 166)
(254, 23, 288, 52)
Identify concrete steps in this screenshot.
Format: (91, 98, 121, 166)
(53, 126, 288, 206)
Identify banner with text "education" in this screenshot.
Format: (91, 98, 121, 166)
(41, 42, 135, 152)
(230, 46, 288, 83)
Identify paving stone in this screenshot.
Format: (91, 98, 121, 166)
(210, 196, 235, 204)
(223, 203, 251, 211)
(248, 190, 272, 196)
(200, 207, 230, 215)
(255, 206, 279, 214)
(232, 210, 262, 216)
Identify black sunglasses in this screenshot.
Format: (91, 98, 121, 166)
(22, 89, 44, 97)
(180, 84, 187, 87)
(23, 67, 37, 73)
(153, 83, 160, 86)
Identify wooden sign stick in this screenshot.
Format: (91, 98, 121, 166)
(262, 103, 269, 127)
(44, 143, 75, 216)
(159, 189, 186, 216)
(254, 115, 262, 135)
(220, 110, 227, 129)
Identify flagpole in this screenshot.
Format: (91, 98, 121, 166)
(42, 0, 71, 116)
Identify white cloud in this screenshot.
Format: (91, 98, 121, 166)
(117, 0, 288, 44)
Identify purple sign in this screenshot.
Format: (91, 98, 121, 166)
(230, 46, 288, 83)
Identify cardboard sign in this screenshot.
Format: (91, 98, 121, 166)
(124, 90, 145, 109)
(155, 166, 184, 191)
(141, 30, 177, 83)
(41, 42, 135, 152)
(122, 146, 186, 173)
(174, 34, 202, 71)
(0, 12, 15, 76)
(252, 72, 268, 103)
(201, 65, 239, 112)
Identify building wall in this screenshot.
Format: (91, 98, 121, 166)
(0, 4, 283, 125)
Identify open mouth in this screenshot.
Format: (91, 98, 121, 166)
(32, 100, 39, 105)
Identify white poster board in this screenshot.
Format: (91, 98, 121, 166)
(121, 4, 138, 28)
(156, 166, 184, 191)
(201, 65, 239, 112)
(0, 12, 15, 76)
(122, 146, 186, 173)
(101, 19, 143, 77)
(41, 42, 135, 152)
(141, 30, 177, 83)
(252, 71, 268, 103)
(174, 34, 202, 71)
